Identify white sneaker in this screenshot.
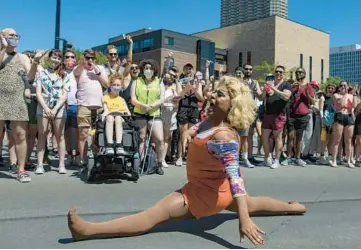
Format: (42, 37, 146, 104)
(270, 162, 280, 169)
(58, 166, 67, 174)
(244, 159, 255, 168)
(175, 158, 183, 166)
(264, 157, 273, 167)
(162, 161, 169, 168)
(35, 165, 45, 175)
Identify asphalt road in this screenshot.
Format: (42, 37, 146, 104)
(0, 150, 361, 249)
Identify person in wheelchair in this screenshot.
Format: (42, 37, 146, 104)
(102, 75, 131, 156)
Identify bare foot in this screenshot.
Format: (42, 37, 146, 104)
(288, 201, 307, 214)
(67, 208, 93, 242)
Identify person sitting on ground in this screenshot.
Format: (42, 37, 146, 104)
(67, 76, 306, 246)
(102, 74, 131, 156)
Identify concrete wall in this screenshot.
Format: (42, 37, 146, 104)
(274, 17, 330, 82)
(194, 17, 276, 78)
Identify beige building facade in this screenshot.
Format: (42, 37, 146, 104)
(194, 16, 330, 83)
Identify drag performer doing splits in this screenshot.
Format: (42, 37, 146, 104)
(67, 76, 306, 246)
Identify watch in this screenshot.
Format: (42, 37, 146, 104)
(95, 71, 101, 76)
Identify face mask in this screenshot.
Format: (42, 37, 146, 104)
(7, 38, 18, 47)
(144, 69, 153, 79)
(111, 86, 121, 93)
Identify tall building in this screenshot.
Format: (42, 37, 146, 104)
(221, 0, 288, 27)
(194, 16, 329, 83)
(330, 44, 361, 85)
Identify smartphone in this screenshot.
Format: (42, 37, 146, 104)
(265, 75, 275, 82)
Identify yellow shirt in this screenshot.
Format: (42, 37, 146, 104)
(103, 94, 129, 113)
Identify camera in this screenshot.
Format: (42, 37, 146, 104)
(265, 74, 275, 82)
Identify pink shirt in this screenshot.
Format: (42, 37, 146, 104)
(76, 66, 106, 108)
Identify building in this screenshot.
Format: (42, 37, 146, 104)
(194, 15, 329, 82)
(221, 0, 288, 27)
(330, 44, 361, 85)
(92, 28, 220, 76)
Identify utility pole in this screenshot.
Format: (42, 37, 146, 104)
(54, 0, 61, 49)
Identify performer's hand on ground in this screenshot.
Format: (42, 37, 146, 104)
(239, 218, 265, 246)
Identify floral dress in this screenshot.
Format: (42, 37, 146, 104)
(35, 69, 70, 119)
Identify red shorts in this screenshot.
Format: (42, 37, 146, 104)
(262, 113, 287, 131)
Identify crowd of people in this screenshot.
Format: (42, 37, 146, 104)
(0, 27, 360, 185)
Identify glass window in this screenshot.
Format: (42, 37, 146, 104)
(164, 36, 174, 46)
(247, 51, 251, 64)
(142, 38, 155, 48)
(238, 52, 243, 67)
(300, 53, 303, 68)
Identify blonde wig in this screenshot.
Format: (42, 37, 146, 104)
(218, 76, 257, 130)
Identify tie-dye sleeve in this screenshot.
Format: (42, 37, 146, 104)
(207, 140, 246, 197)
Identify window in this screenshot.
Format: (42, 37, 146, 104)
(300, 53, 303, 68)
(309, 56, 313, 81)
(164, 36, 174, 46)
(321, 59, 324, 82)
(142, 38, 154, 48)
(238, 52, 243, 67)
(247, 51, 251, 64)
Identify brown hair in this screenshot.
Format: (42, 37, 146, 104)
(49, 49, 65, 79)
(109, 74, 124, 84)
(83, 49, 96, 57)
(106, 45, 117, 53)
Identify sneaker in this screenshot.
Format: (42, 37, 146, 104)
(264, 157, 273, 167)
(175, 158, 183, 166)
(249, 157, 263, 166)
(35, 165, 45, 175)
(281, 158, 290, 166)
(8, 164, 18, 174)
(244, 159, 255, 168)
(162, 161, 169, 168)
(58, 166, 67, 174)
(115, 147, 126, 156)
(105, 147, 114, 156)
(270, 161, 280, 169)
(347, 162, 355, 168)
(295, 158, 307, 167)
(17, 171, 31, 183)
(0, 156, 4, 167)
(319, 155, 329, 165)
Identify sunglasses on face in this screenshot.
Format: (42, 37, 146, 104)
(85, 56, 95, 60)
(65, 56, 75, 59)
(340, 84, 347, 88)
(130, 66, 139, 70)
(109, 53, 117, 56)
(213, 90, 226, 97)
(170, 74, 177, 78)
(275, 70, 284, 74)
(244, 68, 253, 71)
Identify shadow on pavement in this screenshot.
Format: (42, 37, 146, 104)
(58, 213, 245, 249)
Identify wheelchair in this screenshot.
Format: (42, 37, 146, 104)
(82, 110, 141, 183)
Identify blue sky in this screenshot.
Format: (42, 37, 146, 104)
(1, 0, 360, 52)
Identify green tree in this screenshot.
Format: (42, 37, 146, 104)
(320, 76, 343, 90)
(254, 61, 297, 84)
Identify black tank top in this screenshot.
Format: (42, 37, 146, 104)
(120, 79, 134, 112)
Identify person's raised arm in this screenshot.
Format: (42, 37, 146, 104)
(123, 36, 133, 77)
(92, 63, 109, 89)
(28, 50, 48, 81)
(0, 33, 8, 66)
(162, 51, 173, 76)
(209, 130, 265, 246)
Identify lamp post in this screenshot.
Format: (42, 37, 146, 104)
(54, 0, 61, 49)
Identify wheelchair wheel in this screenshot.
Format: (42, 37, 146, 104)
(131, 157, 140, 181)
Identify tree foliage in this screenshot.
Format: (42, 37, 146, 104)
(320, 76, 358, 90)
(254, 61, 297, 84)
(39, 48, 108, 68)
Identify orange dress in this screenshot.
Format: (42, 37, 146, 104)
(181, 127, 242, 219)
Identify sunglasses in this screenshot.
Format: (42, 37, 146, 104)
(275, 70, 284, 74)
(170, 74, 177, 78)
(340, 84, 347, 88)
(244, 68, 253, 71)
(109, 53, 117, 56)
(65, 56, 75, 59)
(213, 90, 226, 97)
(130, 66, 139, 70)
(85, 56, 95, 60)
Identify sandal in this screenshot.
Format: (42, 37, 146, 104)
(17, 171, 31, 183)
